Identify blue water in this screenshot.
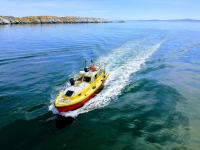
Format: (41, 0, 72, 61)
(0, 21, 200, 149)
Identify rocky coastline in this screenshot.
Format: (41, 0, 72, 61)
(0, 16, 109, 25)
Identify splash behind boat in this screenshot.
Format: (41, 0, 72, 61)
(54, 60, 109, 113)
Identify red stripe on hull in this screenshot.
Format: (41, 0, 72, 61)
(56, 80, 106, 113)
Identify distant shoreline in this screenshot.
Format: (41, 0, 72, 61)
(0, 16, 110, 25)
(128, 19, 200, 22)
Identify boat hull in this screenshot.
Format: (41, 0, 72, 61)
(56, 79, 106, 113)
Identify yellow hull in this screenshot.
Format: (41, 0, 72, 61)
(54, 70, 109, 112)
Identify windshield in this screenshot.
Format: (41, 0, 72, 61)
(83, 76, 91, 83)
(75, 74, 83, 81)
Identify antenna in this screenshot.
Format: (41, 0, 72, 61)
(84, 59, 87, 68)
(91, 60, 94, 67)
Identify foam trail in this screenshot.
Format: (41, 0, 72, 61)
(49, 38, 165, 117)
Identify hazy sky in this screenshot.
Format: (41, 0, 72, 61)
(0, 0, 199, 20)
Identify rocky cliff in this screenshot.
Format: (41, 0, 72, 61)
(0, 16, 109, 25)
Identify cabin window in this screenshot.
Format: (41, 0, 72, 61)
(92, 76, 95, 82)
(92, 74, 97, 82)
(84, 76, 91, 83)
(75, 74, 83, 81)
(97, 69, 103, 77)
(77, 76, 82, 81)
(65, 90, 74, 97)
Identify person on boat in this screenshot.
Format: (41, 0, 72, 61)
(91, 65, 97, 71)
(90, 60, 97, 71)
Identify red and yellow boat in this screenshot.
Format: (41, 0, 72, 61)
(54, 60, 109, 113)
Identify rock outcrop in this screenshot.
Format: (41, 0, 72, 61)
(0, 16, 109, 25)
(0, 17, 11, 24)
(118, 21, 125, 23)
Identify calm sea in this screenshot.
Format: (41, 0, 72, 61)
(0, 21, 200, 149)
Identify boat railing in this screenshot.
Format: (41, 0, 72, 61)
(93, 62, 105, 68)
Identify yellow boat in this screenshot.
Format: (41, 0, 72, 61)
(54, 60, 109, 113)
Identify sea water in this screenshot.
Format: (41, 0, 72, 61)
(0, 21, 200, 149)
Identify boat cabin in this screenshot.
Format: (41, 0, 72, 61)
(63, 66, 104, 98)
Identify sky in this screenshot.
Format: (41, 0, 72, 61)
(0, 0, 200, 20)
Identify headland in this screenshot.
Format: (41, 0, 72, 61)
(0, 16, 109, 25)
